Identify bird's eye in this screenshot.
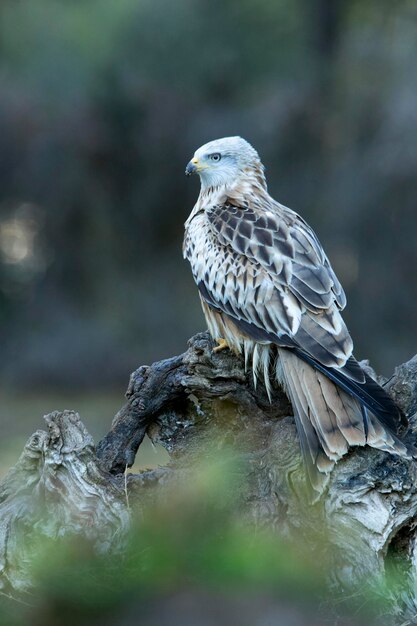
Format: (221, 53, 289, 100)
(210, 153, 221, 162)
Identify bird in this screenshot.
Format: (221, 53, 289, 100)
(183, 136, 410, 495)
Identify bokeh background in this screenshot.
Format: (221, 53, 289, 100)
(0, 2, 416, 624)
(0, 0, 416, 456)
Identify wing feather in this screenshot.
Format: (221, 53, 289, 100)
(205, 200, 352, 367)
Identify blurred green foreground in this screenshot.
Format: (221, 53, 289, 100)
(0, 452, 399, 626)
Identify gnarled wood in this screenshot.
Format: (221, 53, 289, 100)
(0, 411, 130, 592)
(1, 332, 416, 620)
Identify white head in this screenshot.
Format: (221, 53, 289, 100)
(185, 136, 266, 191)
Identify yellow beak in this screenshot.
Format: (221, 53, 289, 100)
(185, 157, 207, 176)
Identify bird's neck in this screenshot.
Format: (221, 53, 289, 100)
(198, 165, 268, 207)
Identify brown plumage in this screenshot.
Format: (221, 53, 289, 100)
(183, 136, 409, 496)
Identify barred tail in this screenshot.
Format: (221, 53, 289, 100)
(276, 348, 409, 496)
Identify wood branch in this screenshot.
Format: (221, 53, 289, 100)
(1, 331, 416, 619)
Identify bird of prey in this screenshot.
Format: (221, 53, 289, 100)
(183, 136, 409, 494)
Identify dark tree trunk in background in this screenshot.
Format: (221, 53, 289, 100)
(0, 332, 416, 621)
(313, 0, 345, 58)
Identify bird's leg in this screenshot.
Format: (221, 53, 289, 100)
(213, 338, 229, 353)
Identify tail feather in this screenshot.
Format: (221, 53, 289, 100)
(320, 383, 366, 446)
(277, 348, 409, 498)
(301, 366, 349, 457)
(360, 404, 370, 439)
(280, 360, 334, 492)
(292, 348, 407, 435)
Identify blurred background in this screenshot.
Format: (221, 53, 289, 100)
(0, 0, 416, 457)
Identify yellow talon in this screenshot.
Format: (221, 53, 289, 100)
(213, 338, 229, 353)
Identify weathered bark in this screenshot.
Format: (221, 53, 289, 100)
(1, 332, 416, 618)
(0, 411, 130, 591)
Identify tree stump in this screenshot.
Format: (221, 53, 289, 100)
(1, 332, 416, 620)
